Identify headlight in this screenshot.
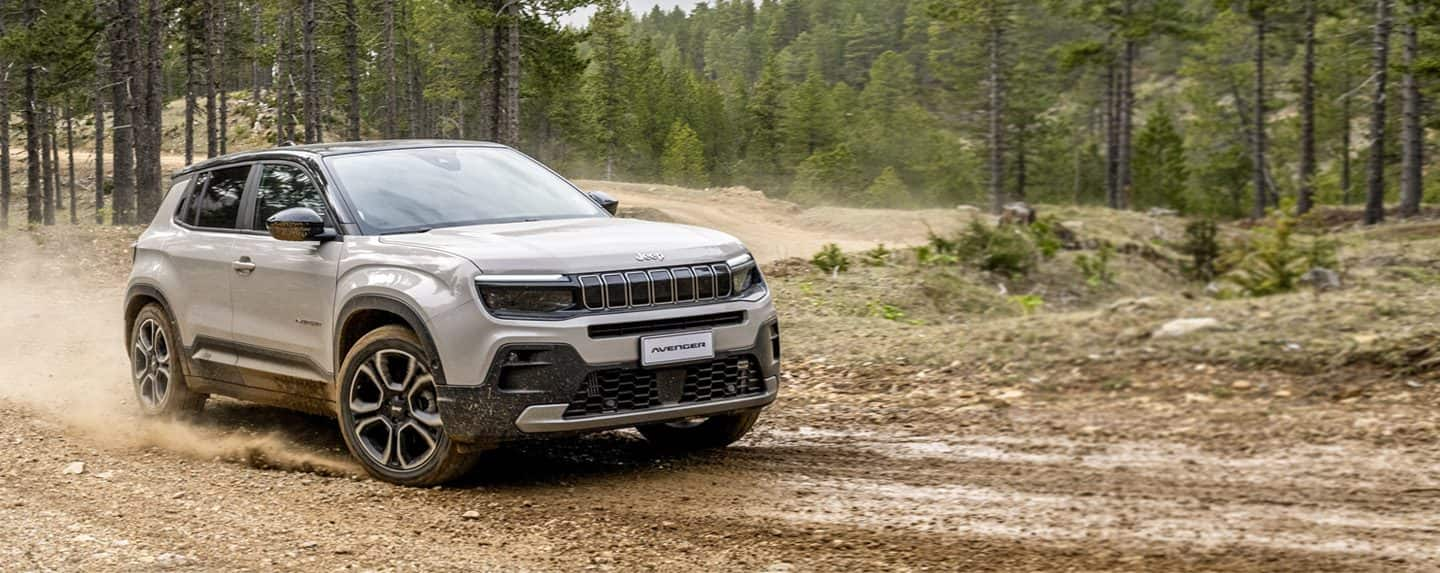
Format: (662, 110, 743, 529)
(727, 253, 765, 296)
(476, 284, 579, 314)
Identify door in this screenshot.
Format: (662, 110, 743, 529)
(168, 165, 252, 377)
(229, 162, 343, 386)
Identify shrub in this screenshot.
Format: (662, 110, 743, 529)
(862, 244, 892, 266)
(1178, 219, 1221, 281)
(1008, 294, 1044, 315)
(811, 243, 850, 275)
(1074, 243, 1115, 288)
(1223, 210, 1338, 296)
(953, 220, 1037, 278)
(866, 301, 907, 322)
(1025, 215, 1064, 260)
(913, 245, 958, 266)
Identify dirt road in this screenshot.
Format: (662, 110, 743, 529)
(2, 224, 1438, 571)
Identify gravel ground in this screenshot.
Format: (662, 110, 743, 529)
(2, 226, 1439, 572)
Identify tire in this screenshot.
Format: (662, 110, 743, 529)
(128, 304, 207, 417)
(637, 409, 762, 451)
(336, 325, 477, 486)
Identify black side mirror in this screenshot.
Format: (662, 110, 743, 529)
(267, 207, 334, 242)
(587, 191, 619, 215)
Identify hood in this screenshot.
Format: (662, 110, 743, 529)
(378, 217, 745, 274)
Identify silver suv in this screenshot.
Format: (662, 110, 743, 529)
(125, 141, 780, 485)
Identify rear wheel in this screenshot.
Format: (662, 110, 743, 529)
(637, 409, 761, 451)
(336, 325, 477, 486)
(129, 304, 206, 417)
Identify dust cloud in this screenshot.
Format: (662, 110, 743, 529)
(0, 232, 358, 476)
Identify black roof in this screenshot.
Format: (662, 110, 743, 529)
(173, 139, 505, 177)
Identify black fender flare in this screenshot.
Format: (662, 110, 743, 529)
(333, 294, 447, 386)
(124, 284, 176, 349)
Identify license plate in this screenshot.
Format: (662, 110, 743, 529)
(640, 331, 715, 366)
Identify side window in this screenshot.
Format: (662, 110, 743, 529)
(252, 164, 329, 230)
(195, 165, 250, 229)
(174, 174, 205, 225)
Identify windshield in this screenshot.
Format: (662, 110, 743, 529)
(325, 146, 606, 234)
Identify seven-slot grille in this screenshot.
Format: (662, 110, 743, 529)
(564, 355, 764, 418)
(576, 263, 733, 310)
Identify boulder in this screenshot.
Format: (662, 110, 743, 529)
(1152, 318, 1223, 339)
(1300, 267, 1342, 291)
(999, 202, 1036, 226)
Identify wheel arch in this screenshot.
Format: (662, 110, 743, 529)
(334, 294, 447, 386)
(124, 284, 175, 350)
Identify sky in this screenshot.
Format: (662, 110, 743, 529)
(559, 0, 705, 28)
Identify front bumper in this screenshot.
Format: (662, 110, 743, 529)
(431, 301, 780, 444)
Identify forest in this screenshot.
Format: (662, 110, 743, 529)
(0, 0, 1436, 227)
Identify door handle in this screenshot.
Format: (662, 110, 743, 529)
(232, 257, 256, 275)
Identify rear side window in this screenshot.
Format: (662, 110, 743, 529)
(194, 165, 250, 229)
(252, 164, 329, 230)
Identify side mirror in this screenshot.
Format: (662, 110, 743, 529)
(267, 207, 333, 242)
(587, 191, 619, 215)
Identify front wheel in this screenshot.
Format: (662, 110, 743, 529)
(637, 409, 762, 451)
(336, 325, 477, 486)
(129, 304, 206, 417)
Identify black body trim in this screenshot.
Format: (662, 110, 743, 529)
(334, 294, 446, 386)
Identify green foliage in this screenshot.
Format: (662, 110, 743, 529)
(1074, 244, 1115, 288)
(1008, 294, 1044, 316)
(811, 243, 850, 275)
(1132, 103, 1189, 211)
(865, 167, 910, 207)
(866, 301, 909, 322)
(1025, 215, 1064, 260)
(1178, 219, 1222, 281)
(951, 220, 1038, 278)
(862, 244, 893, 267)
(660, 121, 707, 187)
(1223, 211, 1339, 297)
(914, 245, 960, 266)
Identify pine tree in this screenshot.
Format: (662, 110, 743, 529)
(865, 166, 910, 207)
(661, 121, 707, 188)
(1132, 103, 1187, 210)
(1364, 0, 1392, 225)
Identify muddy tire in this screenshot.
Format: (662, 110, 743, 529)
(129, 304, 207, 417)
(637, 409, 761, 451)
(336, 325, 477, 486)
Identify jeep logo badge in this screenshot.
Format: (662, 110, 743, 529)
(635, 252, 665, 263)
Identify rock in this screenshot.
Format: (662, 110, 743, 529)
(999, 202, 1037, 226)
(461, 510, 481, 520)
(62, 462, 85, 475)
(1274, 389, 1293, 398)
(1231, 380, 1253, 390)
(1147, 207, 1180, 217)
(1300, 267, 1342, 291)
(1203, 281, 1224, 296)
(1153, 318, 1223, 339)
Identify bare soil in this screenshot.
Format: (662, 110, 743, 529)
(1, 192, 1438, 571)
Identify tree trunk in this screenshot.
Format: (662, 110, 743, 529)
(302, 0, 320, 143)
(23, 0, 42, 225)
(93, 37, 105, 225)
(251, 3, 261, 105)
(218, 6, 228, 155)
(109, 0, 136, 226)
(65, 103, 76, 224)
(185, 14, 197, 166)
(499, 0, 521, 145)
(134, 0, 164, 222)
(383, 0, 398, 139)
(205, 0, 218, 157)
(50, 108, 63, 214)
(1250, 11, 1267, 220)
(986, 3, 1006, 214)
(0, 42, 10, 229)
(1117, 10, 1134, 210)
(1104, 63, 1119, 209)
(1341, 69, 1353, 205)
(1398, 0, 1423, 218)
(40, 107, 56, 225)
(1364, 0, 1392, 226)
(1296, 0, 1317, 215)
(345, 0, 361, 140)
